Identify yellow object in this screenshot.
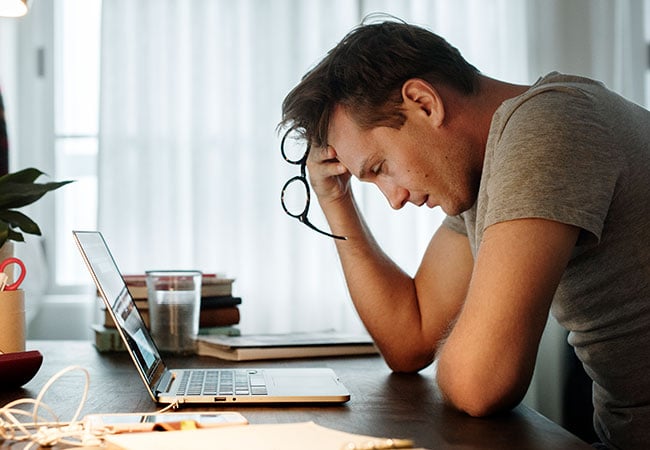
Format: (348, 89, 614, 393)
(179, 420, 197, 431)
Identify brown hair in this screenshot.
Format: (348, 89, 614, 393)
(280, 18, 480, 147)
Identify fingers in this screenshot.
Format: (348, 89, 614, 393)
(306, 145, 351, 200)
(320, 144, 338, 162)
(318, 160, 349, 177)
(308, 146, 348, 176)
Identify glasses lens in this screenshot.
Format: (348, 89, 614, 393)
(281, 129, 308, 164)
(281, 177, 308, 218)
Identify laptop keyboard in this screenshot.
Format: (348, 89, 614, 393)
(176, 369, 268, 396)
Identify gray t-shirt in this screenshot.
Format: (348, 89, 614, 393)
(444, 72, 650, 449)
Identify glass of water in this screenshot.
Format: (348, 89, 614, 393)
(145, 270, 202, 355)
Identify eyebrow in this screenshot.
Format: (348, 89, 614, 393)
(357, 156, 373, 180)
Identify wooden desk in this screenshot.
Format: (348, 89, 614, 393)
(0, 341, 591, 449)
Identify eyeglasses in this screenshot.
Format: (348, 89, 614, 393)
(280, 129, 347, 240)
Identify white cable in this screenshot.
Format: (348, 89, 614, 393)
(33, 365, 90, 425)
(0, 365, 90, 447)
(1, 366, 181, 448)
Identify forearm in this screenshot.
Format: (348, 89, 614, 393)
(321, 194, 456, 372)
(434, 219, 578, 417)
(303, 143, 468, 372)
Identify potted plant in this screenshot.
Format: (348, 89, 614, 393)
(0, 167, 72, 249)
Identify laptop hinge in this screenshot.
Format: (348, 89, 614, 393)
(156, 370, 174, 394)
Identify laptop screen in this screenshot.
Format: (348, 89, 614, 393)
(73, 231, 162, 381)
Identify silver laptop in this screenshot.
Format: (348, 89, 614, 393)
(73, 231, 350, 405)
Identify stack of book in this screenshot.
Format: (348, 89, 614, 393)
(93, 273, 241, 352)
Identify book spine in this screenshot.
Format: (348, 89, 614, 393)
(125, 284, 234, 299)
(200, 296, 242, 309)
(102, 306, 240, 328)
(198, 306, 240, 327)
(197, 326, 241, 336)
(93, 324, 240, 352)
(106, 296, 241, 312)
(92, 325, 128, 352)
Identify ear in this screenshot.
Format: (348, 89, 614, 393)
(401, 79, 445, 127)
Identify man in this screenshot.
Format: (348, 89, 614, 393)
(279, 19, 650, 449)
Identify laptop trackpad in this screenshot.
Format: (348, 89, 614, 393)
(268, 371, 345, 395)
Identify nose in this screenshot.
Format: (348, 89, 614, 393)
(378, 181, 409, 210)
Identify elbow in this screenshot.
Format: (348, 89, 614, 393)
(436, 360, 528, 417)
(381, 347, 436, 374)
(442, 385, 522, 418)
(386, 359, 430, 374)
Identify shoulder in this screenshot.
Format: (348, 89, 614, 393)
(486, 73, 628, 172)
(491, 73, 609, 145)
(479, 74, 630, 245)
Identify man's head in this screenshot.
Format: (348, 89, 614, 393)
(280, 18, 480, 148)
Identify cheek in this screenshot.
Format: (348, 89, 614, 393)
(407, 161, 436, 186)
(396, 141, 441, 189)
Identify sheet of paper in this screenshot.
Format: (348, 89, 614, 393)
(104, 421, 418, 450)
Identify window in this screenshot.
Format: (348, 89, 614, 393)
(53, 0, 101, 289)
(31, 0, 650, 298)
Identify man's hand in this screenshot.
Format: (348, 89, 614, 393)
(307, 145, 352, 204)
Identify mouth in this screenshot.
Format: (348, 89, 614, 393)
(414, 195, 431, 208)
(409, 194, 436, 209)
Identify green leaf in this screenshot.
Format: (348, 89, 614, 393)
(0, 167, 74, 245)
(0, 222, 8, 248)
(0, 225, 22, 247)
(0, 180, 74, 209)
(0, 168, 45, 186)
(8, 229, 24, 243)
(0, 210, 41, 235)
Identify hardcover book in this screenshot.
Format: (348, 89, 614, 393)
(122, 273, 235, 299)
(196, 330, 378, 361)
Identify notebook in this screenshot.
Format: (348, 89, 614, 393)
(73, 231, 351, 405)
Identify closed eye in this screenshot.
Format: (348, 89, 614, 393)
(371, 161, 384, 176)
(358, 158, 384, 181)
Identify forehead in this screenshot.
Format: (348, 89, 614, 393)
(327, 106, 376, 176)
(327, 105, 362, 146)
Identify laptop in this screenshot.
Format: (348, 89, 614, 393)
(73, 231, 350, 405)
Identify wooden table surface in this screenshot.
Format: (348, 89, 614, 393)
(0, 341, 592, 449)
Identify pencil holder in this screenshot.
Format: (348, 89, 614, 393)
(0, 289, 26, 353)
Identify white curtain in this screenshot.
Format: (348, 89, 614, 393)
(98, 0, 645, 335)
(527, 0, 646, 105)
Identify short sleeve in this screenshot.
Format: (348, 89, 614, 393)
(483, 88, 625, 245)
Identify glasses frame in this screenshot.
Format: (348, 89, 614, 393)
(280, 130, 347, 240)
